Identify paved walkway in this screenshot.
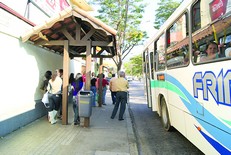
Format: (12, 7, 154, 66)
(0, 92, 138, 155)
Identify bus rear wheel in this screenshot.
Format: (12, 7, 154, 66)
(160, 97, 172, 131)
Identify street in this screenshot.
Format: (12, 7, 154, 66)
(128, 80, 204, 155)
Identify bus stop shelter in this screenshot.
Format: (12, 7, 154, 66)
(21, 6, 117, 125)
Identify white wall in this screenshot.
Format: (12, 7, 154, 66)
(0, 7, 82, 123)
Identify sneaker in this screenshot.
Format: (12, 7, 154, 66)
(102, 103, 107, 105)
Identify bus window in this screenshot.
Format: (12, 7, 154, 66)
(142, 51, 146, 73)
(166, 45, 189, 68)
(167, 14, 187, 47)
(166, 13, 189, 68)
(150, 52, 154, 79)
(192, 0, 201, 33)
(219, 34, 231, 57)
(146, 54, 150, 77)
(192, 0, 231, 63)
(156, 33, 166, 71)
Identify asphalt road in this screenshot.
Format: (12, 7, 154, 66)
(128, 80, 204, 155)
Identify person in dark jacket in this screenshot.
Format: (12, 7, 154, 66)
(72, 73, 83, 125)
(40, 70, 52, 92)
(90, 72, 97, 106)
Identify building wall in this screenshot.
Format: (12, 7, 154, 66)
(0, 5, 82, 137)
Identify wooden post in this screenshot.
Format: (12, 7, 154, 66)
(84, 41, 92, 127)
(98, 57, 103, 107)
(62, 40, 69, 125)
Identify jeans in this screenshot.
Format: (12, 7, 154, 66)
(90, 86, 97, 106)
(73, 95, 80, 123)
(102, 87, 107, 104)
(111, 91, 117, 104)
(47, 93, 61, 112)
(111, 91, 127, 119)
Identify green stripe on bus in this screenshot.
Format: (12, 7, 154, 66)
(220, 118, 231, 126)
(151, 80, 188, 102)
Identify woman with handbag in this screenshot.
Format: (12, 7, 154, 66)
(46, 73, 62, 124)
(41, 70, 52, 121)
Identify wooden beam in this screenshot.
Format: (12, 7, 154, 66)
(98, 58, 103, 107)
(83, 41, 92, 127)
(62, 40, 69, 125)
(61, 29, 75, 41)
(81, 29, 95, 41)
(85, 41, 92, 90)
(92, 41, 114, 46)
(69, 41, 114, 47)
(92, 55, 114, 58)
(69, 40, 88, 46)
(75, 23, 81, 41)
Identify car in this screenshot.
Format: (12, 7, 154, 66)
(126, 76, 133, 82)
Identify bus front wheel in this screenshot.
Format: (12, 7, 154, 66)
(160, 97, 172, 131)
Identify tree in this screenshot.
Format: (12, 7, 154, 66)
(89, 0, 147, 71)
(124, 54, 142, 77)
(154, 0, 181, 29)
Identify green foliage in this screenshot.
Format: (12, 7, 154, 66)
(89, 0, 147, 69)
(154, 0, 181, 29)
(124, 54, 142, 76)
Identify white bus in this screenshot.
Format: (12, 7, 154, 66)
(142, 0, 231, 154)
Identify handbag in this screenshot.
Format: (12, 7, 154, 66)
(42, 91, 49, 108)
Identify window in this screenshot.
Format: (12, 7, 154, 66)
(155, 34, 166, 71)
(192, 0, 201, 32)
(143, 51, 147, 73)
(167, 14, 187, 47)
(150, 52, 154, 79)
(192, 0, 231, 63)
(166, 13, 189, 68)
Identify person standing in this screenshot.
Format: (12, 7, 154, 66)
(111, 71, 129, 121)
(90, 72, 97, 107)
(40, 70, 52, 122)
(56, 69, 63, 119)
(73, 73, 83, 125)
(40, 70, 52, 93)
(97, 74, 109, 105)
(68, 73, 75, 104)
(47, 73, 62, 124)
(109, 73, 117, 105)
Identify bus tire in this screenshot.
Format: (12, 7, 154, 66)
(160, 97, 172, 131)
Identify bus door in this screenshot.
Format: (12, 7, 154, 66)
(144, 50, 152, 108)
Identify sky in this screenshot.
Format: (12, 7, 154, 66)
(87, 0, 159, 61)
(123, 0, 158, 61)
(124, 0, 183, 62)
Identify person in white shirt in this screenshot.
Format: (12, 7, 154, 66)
(47, 73, 62, 124)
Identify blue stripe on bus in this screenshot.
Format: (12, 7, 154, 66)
(164, 73, 231, 153)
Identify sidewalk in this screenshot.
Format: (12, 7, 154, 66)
(0, 92, 138, 155)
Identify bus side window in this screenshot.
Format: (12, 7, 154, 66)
(192, 0, 231, 63)
(166, 12, 189, 68)
(219, 35, 231, 58)
(150, 51, 154, 80)
(192, 0, 201, 33)
(156, 34, 166, 71)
